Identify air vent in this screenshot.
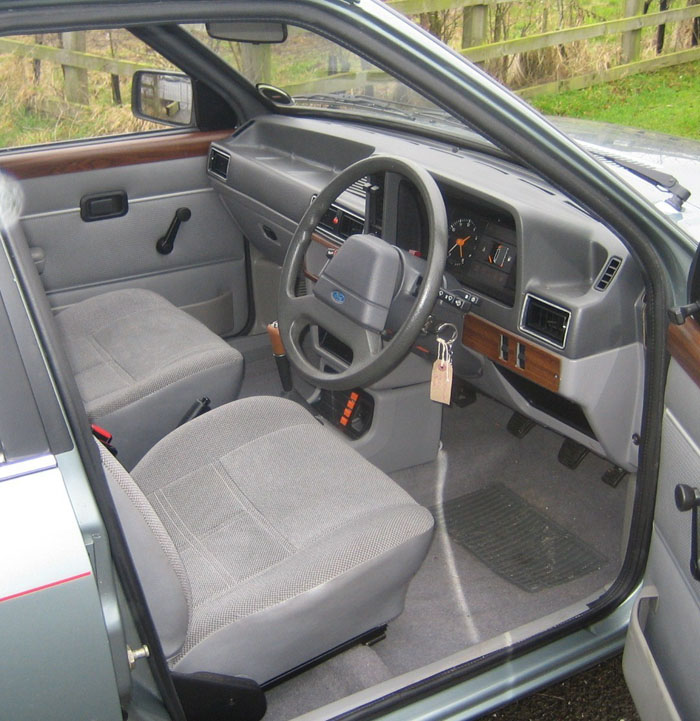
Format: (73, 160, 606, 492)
(347, 177, 370, 199)
(521, 294, 571, 349)
(208, 148, 230, 180)
(595, 256, 622, 291)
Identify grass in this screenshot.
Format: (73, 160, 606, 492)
(529, 61, 700, 140)
(0, 57, 155, 147)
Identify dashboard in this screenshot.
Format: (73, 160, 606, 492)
(206, 115, 646, 472)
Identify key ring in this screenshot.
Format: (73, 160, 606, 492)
(436, 322, 458, 346)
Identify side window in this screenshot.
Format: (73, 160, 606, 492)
(0, 30, 180, 149)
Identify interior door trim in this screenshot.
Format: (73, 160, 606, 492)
(668, 318, 700, 390)
(622, 585, 682, 721)
(0, 129, 232, 180)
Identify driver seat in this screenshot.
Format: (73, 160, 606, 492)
(100, 395, 434, 685)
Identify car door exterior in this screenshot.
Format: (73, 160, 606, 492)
(623, 316, 700, 721)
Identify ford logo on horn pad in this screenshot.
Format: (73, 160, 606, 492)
(331, 290, 346, 304)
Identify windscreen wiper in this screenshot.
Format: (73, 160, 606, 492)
(597, 152, 690, 211)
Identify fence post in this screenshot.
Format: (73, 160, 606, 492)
(621, 0, 643, 63)
(462, 3, 489, 48)
(61, 31, 89, 104)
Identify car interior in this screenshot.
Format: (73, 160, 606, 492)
(0, 17, 648, 721)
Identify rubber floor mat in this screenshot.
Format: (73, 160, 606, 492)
(433, 483, 607, 592)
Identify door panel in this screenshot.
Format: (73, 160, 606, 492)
(0, 130, 248, 336)
(623, 320, 700, 721)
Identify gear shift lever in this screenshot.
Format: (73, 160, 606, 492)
(266, 321, 293, 393)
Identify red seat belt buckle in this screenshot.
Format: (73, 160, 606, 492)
(91, 423, 113, 444)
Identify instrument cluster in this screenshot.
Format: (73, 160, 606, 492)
(443, 190, 518, 307)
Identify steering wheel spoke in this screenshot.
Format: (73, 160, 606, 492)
(282, 291, 382, 359)
(330, 311, 384, 361)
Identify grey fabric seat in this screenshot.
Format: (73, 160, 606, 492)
(57, 288, 243, 468)
(101, 396, 434, 685)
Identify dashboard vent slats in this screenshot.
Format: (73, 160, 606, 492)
(347, 177, 369, 199)
(521, 295, 570, 349)
(208, 148, 230, 180)
(595, 256, 622, 291)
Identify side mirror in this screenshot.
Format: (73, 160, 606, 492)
(132, 70, 193, 127)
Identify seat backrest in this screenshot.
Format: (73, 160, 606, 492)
(98, 443, 191, 659)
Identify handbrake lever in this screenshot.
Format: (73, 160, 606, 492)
(266, 321, 294, 392)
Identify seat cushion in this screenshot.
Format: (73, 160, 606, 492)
(57, 288, 243, 468)
(124, 396, 434, 684)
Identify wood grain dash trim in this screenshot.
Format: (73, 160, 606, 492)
(0, 130, 233, 179)
(463, 314, 562, 392)
(668, 318, 700, 390)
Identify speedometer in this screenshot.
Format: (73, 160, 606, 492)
(447, 218, 478, 268)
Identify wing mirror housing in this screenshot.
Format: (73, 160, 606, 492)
(132, 70, 193, 127)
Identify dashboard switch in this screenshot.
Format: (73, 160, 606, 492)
(438, 287, 474, 312)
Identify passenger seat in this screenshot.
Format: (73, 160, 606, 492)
(56, 288, 243, 469)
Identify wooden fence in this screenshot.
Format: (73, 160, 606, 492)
(0, 35, 150, 105)
(1, 1, 700, 103)
(388, 0, 700, 96)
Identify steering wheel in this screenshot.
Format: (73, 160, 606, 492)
(278, 154, 447, 390)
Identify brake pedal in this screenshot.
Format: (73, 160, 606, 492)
(558, 437, 589, 469)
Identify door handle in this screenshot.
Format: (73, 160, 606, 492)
(80, 191, 128, 222)
(674, 484, 700, 581)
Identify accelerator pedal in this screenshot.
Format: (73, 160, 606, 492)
(602, 465, 628, 488)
